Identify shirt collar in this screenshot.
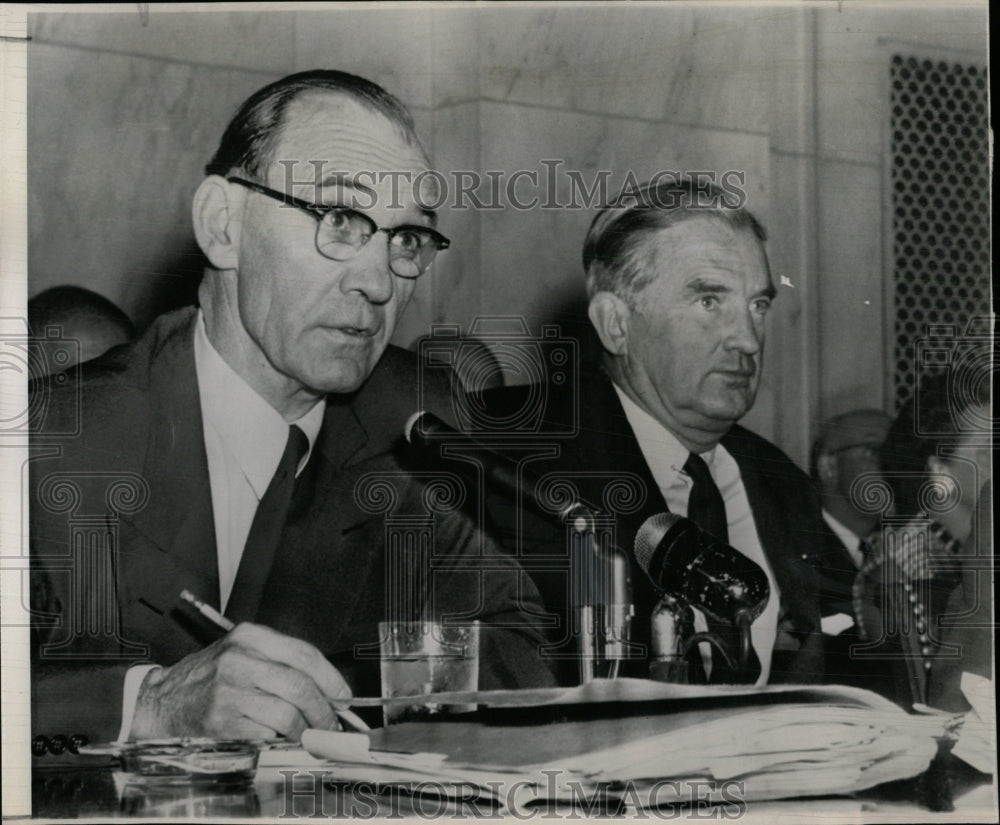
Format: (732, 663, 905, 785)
(611, 382, 720, 491)
(193, 310, 326, 498)
(822, 508, 864, 551)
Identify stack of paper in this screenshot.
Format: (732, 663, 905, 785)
(271, 680, 949, 813)
(951, 672, 997, 775)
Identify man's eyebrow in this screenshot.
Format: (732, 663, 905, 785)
(318, 173, 377, 197)
(683, 278, 777, 301)
(318, 173, 438, 226)
(684, 277, 732, 294)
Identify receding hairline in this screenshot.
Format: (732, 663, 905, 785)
(253, 88, 430, 180)
(205, 71, 425, 182)
(645, 210, 767, 249)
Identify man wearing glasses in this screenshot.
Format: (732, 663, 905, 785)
(808, 409, 893, 688)
(30, 71, 553, 746)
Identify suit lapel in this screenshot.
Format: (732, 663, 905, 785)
(123, 310, 220, 625)
(317, 396, 369, 470)
(546, 371, 666, 658)
(313, 398, 375, 539)
(720, 429, 787, 580)
(566, 372, 665, 546)
(722, 427, 816, 632)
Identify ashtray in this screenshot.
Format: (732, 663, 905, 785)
(118, 739, 260, 785)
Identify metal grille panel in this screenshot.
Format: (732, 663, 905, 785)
(889, 54, 990, 409)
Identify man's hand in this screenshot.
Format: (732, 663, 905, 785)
(130, 623, 351, 740)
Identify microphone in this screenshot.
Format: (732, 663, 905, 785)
(405, 410, 590, 528)
(575, 540, 634, 670)
(634, 513, 770, 626)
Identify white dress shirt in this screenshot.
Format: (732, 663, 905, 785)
(193, 312, 325, 611)
(118, 311, 325, 740)
(821, 508, 866, 570)
(612, 384, 781, 685)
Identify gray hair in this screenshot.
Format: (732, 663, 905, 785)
(582, 177, 768, 304)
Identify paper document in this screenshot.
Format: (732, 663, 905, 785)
(281, 680, 948, 812)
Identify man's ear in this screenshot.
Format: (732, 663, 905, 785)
(817, 453, 838, 484)
(192, 176, 240, 271)
(588, 292, 632, 356)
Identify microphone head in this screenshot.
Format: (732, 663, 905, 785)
(636, 512, 771, 623)
(634, 512, 682, 575)
(404, 410, 426, 443)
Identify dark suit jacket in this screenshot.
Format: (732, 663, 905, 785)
(812, 515, 861, 618)
(470, 368, 824, 685)
(30, 307, 554, 743)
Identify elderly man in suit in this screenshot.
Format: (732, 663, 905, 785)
(476, 178, 825, 686)
(810, 409, 892, 571)
(808, 409, 893, 688)
(29, 70, 553, 749)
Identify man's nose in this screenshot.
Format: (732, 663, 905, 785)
(339, 235, 394, 304)
(724, 308, 762, 355)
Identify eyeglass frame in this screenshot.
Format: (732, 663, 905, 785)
(827, 442, 883, 458)
(226, 176, 450, 279)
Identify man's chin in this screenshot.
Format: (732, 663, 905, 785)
(305, 358, 378, 396)
(300, 339, 392, 394)
(698, 393, 755, 426)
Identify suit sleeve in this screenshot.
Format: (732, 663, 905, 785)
(29, 433, 149, 746)
(428, 506, 558, 691)
(29, 550, 138, 744)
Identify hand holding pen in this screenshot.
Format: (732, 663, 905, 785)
(179, 590, 370, 733)
(127, 590, 367, 741)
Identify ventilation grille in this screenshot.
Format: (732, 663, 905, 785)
(889, 54, 990, 410)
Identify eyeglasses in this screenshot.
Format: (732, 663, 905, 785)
(227, 177, 450, 279)
(830, 443, 882, 459)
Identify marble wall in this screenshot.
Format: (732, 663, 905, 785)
(26, 4, 988, 465)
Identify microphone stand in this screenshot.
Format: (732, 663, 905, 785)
(565, 505, 633, 684)
(649, 594, 695, 683)
(648, 599, 756, 685)
(734, 612, 755, 684)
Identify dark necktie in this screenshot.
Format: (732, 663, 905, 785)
(683, 452, 761, 683)
(225, 425, 310, 623)
(684, 452, 729, 544)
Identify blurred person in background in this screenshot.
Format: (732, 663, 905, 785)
(809, 409, 893, 690)
(852, 372, 992, 710)
(28, 285, 135, 372)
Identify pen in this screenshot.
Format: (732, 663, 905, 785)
(180, 588, 235, 632)
(179, 589, 370, 733)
